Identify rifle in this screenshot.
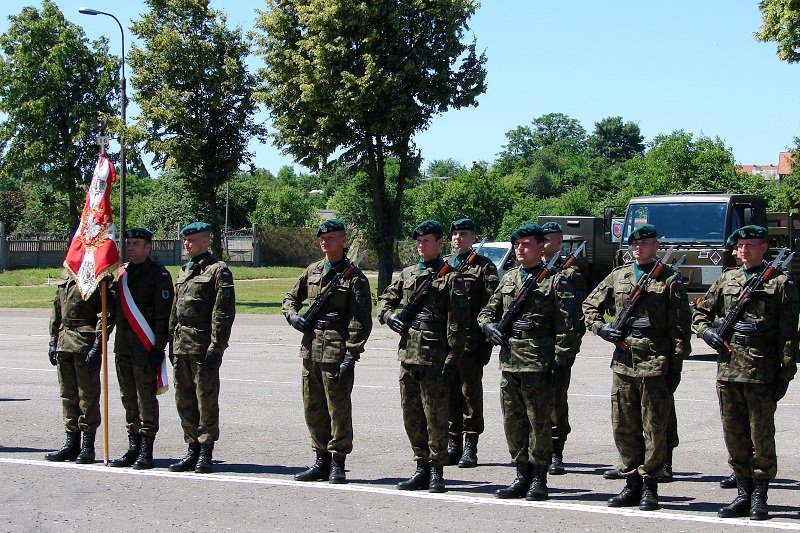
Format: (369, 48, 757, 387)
(558, 240, 586, 272)
(495, 252, 561, 341)
(610, 247, 679, 351)
(456, 237, 487, 273)
(394, 257, 454, 334)
(302, 251, 366, 323)
(714, 248, 788, 356)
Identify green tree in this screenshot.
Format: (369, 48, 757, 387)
(426, 158, 467, 178)
(251, 184, 315, 227)
(255, 0, 487, 291)
(495, 113, 587, 175)
(126, 171, 207, 235)
(771, 137, 800, 211)
(129, 0, 267, 254)
(588, 116, 645, 165)
(756, 0, 800, 63)
(0, 1, 118, 228)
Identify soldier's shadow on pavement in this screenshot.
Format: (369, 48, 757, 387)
(688, 353, 718, 362)
(0, 445, 51, 453)
(549, 488, 619, 503)
(0, 398, 30, 402)
(157, 459, 304, 476)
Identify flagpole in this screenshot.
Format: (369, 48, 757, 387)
(101, 278, 110, 466)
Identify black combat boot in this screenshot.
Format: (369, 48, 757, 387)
(447, 434, 462, 466)
(607, 474, 643, 507)
(549, 439, 566, 475)
(526, 465, 549, 501)
(603, 467, 622, 479)
(132, 435, 155, 470)
(749, 479, 770, 521)
(45, 431, 80, 462)
(74, 431, 96, 464)
(294, 450, 331, 481)
(329, 453, 347, 484)
(397, 459, 430, 491)
(495, 463, 533, 499)
(168, 442, 200, 472)
(718, 477, 752, 518)
(639, 477, 659, 511)
(429, 462, 446, 493)
(458, 434, 478, 468)
(719, 472, 737, 489)
(194, 441, 215, 473)
(109, 434, 141, 468)
(659, 448, 674, 483)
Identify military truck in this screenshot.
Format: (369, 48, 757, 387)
(604, 192, 799, 299)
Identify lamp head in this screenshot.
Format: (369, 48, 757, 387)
(78, 7, 101, 15)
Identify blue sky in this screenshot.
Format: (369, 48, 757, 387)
(2, 1, 799, 176)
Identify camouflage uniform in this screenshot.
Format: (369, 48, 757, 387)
(477, 265, 574, 467)
(49, 269, 112, 433)
(583, 262, 691, 478)
(549, 256, 586, 445)
(283, 257, 372, 455)
(170, 252, 235, 444)
(112, 258, 174, 438)
(446, 251, 499, 440)
(693, 266, 799, 480)
(378, 258, 468, 465)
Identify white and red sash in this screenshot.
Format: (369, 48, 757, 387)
(119, 263, 169, 395)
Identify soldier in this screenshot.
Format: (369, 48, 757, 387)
(693, 225, 798, 521)
(108, 228, 174, 469)
(540, 222, 586, 475)
(168, 222, 236, 474)
(283, 219, 372, 484)
(45, 269, 113, 464)
(478, 224, 574, 501)
(583, 224, 691, 511)
(445, 218, 499, 468)
(377, 220, 468, 493)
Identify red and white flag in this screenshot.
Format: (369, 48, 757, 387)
(64, 155, 120, 299)
(118, 263, 170, 395)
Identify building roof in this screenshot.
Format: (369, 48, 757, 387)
(778, 151, 796, 175)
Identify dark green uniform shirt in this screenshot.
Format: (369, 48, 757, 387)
(49, 269, 113, 353)
(447, 251, 499, 353)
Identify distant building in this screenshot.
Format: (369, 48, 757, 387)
(738, 151, 796, 182)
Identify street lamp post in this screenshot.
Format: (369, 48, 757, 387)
(79, 7, 126, 261)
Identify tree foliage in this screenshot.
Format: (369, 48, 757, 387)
(0, 0, 118, 227)
(588, 116, 645, 165)
(129, 0, 267, 253)
(251, 183, 316, 228)
(756, 0, 800, 63)
(255, 0, 487, 291)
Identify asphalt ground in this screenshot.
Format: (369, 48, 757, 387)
(1, 309, 800, 532)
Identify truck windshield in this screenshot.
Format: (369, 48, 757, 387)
(476, 245, 510, 269)
(622, 202, 729, 244)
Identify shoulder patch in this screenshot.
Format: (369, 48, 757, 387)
(161, 290, 171, 300)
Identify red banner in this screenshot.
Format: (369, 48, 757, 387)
(64, 155, 120, 299)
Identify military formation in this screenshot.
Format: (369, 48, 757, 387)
(43, 217, 798, 521)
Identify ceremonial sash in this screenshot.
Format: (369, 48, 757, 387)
(119, 263, 169, 395)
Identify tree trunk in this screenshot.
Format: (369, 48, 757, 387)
(208, 187, 222, 257)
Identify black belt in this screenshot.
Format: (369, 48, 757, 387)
(411, 311, 436, 331)
(733, 334, 773, 348)
(629, 328, 668, 339)
(510, 329, 551, 340)
(63, 318, 93, 327)
(315, 319, 345, 331)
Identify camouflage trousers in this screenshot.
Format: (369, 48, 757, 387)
(115, 352, 159, 437)
(611, 372, 670, 478)
(400, 363, 449, 465)
(501, 370, 554, 466)
(667, 395, 679, 451)
(550, 363, 573, 442)
(173, 354, 221, 444)
(717, 380, 777, 480)
(447, 351, 485, 436)
(56, 351, 101, 433)
(302, 358, 354, 455)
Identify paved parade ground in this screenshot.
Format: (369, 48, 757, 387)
(2, 309, 800, 531)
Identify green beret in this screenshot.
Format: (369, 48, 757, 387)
(729, 225, 768, 243)
(180, 221, 212, 237)
(541, 222, 563, 235)
(628, 224, 657, 244)
(412, 220, 444, 239)
(317, 218, 346, 236)
(510, 223, 543, 244)
(124, 227, 154, 241)
(725, 232, 737, 250)
(450, 218, 476, 233)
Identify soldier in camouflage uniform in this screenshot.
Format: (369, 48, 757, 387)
(378, 220, 468, 493)
(694, 225, 798, 521)
(45, 269, 113, 464)
(168, 222, 236, 474)
(445, 218, 499, 468)
(478, 224, 574, 501)
(283, 219, 373, 484)
(540, 222, 586, 476)
(109, 228, 174, 469)
(583, 224, 691, 511)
